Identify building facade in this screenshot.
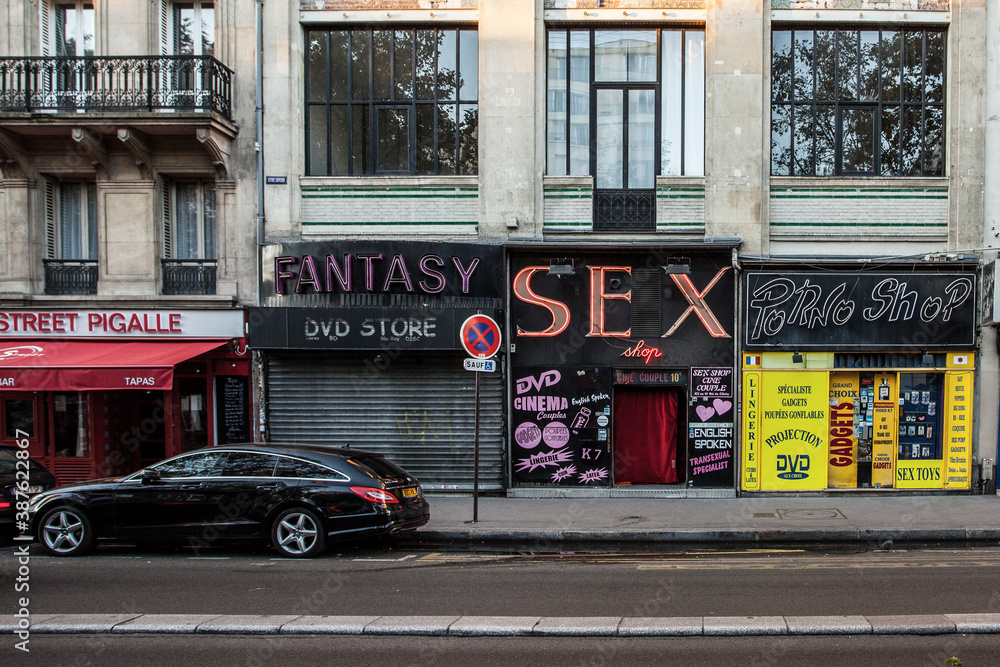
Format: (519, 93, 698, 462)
(246, 0, 996, 496)
(0, 0, 257, 484)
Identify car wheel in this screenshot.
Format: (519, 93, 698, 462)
(38, 507, 95, 557)
(271, 507, 326, 558)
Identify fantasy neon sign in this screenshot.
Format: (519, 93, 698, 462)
(513, 265, 731, 339)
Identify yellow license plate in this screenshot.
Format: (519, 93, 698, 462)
(402, 487, 418, 498)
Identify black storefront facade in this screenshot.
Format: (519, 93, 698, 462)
(248, 240, 505, 491)
(740, 262, 981, 494)
(508, 245, 739, 495)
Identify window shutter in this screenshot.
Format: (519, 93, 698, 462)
(162, 178, 173, 259)
(40, 0, 52, 56)
(44, 179, 56, 258)
(159, 0, 171, 55)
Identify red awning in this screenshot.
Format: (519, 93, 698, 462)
(0, 340, 228, 391)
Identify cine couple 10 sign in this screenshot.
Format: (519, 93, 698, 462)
(460, 315, 502, 373)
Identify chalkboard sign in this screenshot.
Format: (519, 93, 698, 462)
(216, 375, 250, 444)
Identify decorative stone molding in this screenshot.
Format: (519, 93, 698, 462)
(0, 129, 28, 180)
(117, 128, 154, 181)
(71, 128, 109, 180)
(196, 127, 233, 181)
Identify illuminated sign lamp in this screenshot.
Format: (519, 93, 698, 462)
(548, 258, 575, 276)
(665, 257, 691, 275)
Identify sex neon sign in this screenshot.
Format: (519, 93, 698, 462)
(513, 265, 730, 339)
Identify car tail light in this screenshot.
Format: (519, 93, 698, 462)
(350, 487, 399, 504)
(0, 502, 10, 509)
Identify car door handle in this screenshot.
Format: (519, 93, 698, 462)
(178, 483, 204, 490)
(256, 483, 285, 492)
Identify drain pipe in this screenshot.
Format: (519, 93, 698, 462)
(255, 0, 264, 249)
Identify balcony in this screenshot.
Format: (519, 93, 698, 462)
(0, 56, 233, 120)
(44, 259, 98, 295)
(162, 259, 217, 296)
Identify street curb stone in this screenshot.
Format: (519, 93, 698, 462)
(703, 616, 787, 636)
(10, 613, 1000, 636)
(785, 615, 872, 635)
(868, 614, 956, 635)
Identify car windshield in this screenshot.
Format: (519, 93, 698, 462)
(0, 449, 48, 474)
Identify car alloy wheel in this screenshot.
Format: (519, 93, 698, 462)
(272, 508, 326, 558)
(39, 507, 95, 556)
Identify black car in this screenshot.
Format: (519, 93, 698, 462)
(1, 445, 58, 537)
(27, 443, 430, 558)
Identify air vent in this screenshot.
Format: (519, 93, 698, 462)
(630, 269, 661, 337)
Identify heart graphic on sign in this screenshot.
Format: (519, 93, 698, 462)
(696, 405, 716, 421)
(713, 399, 733, 415)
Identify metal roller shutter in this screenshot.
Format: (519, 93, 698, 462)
(267, 351, 505, 491)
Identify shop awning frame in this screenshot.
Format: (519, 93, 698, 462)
(0, 340, 229, 391)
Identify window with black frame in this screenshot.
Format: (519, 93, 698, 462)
(771, 27, 945, 177)
(305, 27, 478, 176)
(546, 27, 705, 231)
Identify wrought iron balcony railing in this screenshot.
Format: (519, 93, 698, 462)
(593, 189, 656, 232)
(44, 259, 98, 295)
(0, 56, 233, 120)
(162, 259, 217, 296)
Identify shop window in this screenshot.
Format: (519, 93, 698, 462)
(897, 373, 943, 460)
(178, 376, 208, 453)
(3, 399, 34, 438)
(771, 28, 945, 176)
(52, 392, 89, 458)
(546, 28, 705, 231)
(305, 27, 479, 176)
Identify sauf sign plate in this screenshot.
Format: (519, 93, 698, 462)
(464, 358, 496, 373)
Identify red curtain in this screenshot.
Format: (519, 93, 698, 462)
(614, 389, 679, 484)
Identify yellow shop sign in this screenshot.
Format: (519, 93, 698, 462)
(759, 371, 829, 490)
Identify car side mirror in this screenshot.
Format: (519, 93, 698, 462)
(141, 469, 161, 485)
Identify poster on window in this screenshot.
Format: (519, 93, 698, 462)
(687, 367, 734, 487)
(511, 367, 612, 486)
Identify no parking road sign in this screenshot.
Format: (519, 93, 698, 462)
(460, 314, 502, 359)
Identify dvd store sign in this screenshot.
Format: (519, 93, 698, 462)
(0, 310, 244, 338)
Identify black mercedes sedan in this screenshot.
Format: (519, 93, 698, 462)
(27, 443, 430, 558)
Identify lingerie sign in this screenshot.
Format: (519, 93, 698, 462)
(744, 271, 976, 350)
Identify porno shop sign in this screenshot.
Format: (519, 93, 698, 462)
(744, 271, 977, 350)
(249, 241, 503, 351)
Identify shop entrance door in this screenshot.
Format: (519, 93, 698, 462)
(613, 388, 683, 485)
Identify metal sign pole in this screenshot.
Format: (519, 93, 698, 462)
(473, 369, 481, 523)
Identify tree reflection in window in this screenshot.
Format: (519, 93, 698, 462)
(771, 28, 945, 177)
(306, 27, 478, 176)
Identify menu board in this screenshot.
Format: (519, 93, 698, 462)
(216, 375, 251, 445)
(511, 367, 612, 486)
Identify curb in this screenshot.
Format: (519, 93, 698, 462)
(401, 527, 1000, 546)
(6, 613, 1000, 636)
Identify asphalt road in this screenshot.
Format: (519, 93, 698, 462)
(3, 540, 1000, 618)
(12, 635, 1000, 667)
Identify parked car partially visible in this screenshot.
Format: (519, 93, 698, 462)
(27, 443, 429, 558)
(0, 445, 58, 538)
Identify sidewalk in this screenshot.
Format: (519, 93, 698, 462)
(404, 494, 1000, 548)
